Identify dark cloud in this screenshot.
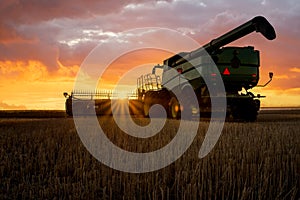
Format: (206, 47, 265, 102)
(0, 0, 167, 69)
(0, 0, 299, 80)
(58, 42, 96, 67)
(0, 0, 299, 108)
(0, 0, 137, 24)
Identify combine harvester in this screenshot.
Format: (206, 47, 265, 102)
(64, 16, 276, 121)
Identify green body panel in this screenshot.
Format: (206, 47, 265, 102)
(216, 46, 259, 66)
(214, 46, 260, 91)
(162, 46, 260, 92)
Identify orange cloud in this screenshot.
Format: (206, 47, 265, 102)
(0, 60, 79, 110)
(0, 101, 26, 110)
(273, 74, 289, 79)
(252, 87, 300, 107)
(0, 1, 299, 109)
(290, 67, 300, 73)
(98, 48, 172, 89)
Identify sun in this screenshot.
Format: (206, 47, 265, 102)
(116, 91, 128, 99)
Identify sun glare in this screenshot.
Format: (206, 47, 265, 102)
(115, 91, 129, 99)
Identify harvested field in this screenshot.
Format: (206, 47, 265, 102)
(0, 109, 299, 199)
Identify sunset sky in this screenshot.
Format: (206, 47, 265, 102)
(0, 0, 299, 110)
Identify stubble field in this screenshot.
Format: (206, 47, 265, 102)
(0, 110, 299, 199)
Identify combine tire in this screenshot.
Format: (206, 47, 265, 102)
(169, 97, 181, 119)
(243, 102, 258, 122)
(231, 99, 258, 122)
(143, 103, 150, 117)
(143, 89, 171, 118)
(65, 98, 73, 116)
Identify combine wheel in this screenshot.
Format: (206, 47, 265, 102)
(142, 91, 152, 117)
(143, 103, 150, 117)
(243, 101, 258, 122)
(143, 90, 171, 118)
(169, 97, 181, 119)
(231, 100, 258, 122)
(65, 98, 73, 116)
(72, 101, 88, 116)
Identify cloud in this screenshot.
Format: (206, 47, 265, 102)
(252, 87, 300, 107)
(0, 60, 79, 110)
(0, 0, 299, 108)
(1, 0, 299, 70)
(0, 101, 26, 110)
(290, 67, 300, 73)
(0, 60, 79, 83)
(273, 75, 289, 79)
(0, 0, 138, 24)
(0, 0, 154, 69)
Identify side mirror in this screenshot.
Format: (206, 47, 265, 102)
(257, 72, 274, 87)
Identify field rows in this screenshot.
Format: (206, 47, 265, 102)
(0, 114, 299, 199)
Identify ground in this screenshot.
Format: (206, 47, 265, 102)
(0, 109, 299, 199)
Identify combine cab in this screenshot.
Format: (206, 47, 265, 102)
(64, 16, 276, 121)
